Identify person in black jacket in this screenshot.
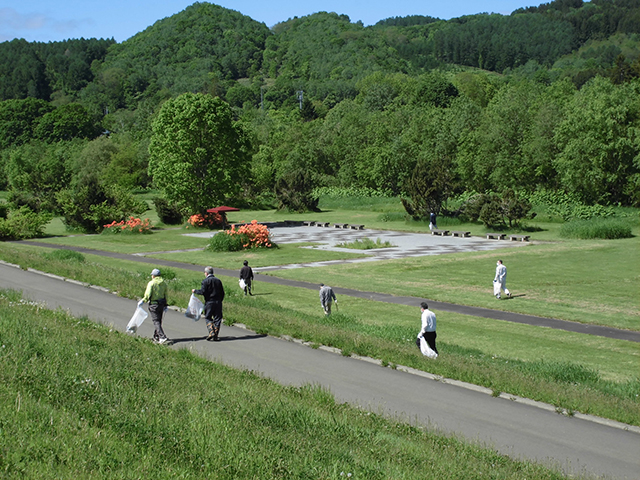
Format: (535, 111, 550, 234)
(239, 260, 254, 296)
(192, 266, 225, 341)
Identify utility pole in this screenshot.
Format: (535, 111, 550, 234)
(297, 90, 303, 110)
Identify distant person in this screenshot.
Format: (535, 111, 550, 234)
(494, 259, 511, 299)
(239, 260, 254, 296)
(429, 212, 437, 231)
(192, 266, 225, 341)
(319, 284, 337, 315)
(416, 301, 438, 355)
(140, 268, 170, 344)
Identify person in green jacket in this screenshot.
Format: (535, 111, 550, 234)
(139, 268, 170, 344)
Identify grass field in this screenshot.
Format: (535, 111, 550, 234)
(1, 241, 638, 426)
(0, 290, 574, 479)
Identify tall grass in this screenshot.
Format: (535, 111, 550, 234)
(0, 291, 571, 479)
(560, 217, 633, 239)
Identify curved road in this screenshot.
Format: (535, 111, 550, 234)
(1, 261, 638, 479)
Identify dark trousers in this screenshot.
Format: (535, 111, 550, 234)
(243, 279, 252, 295)
(416, 331, 438, 354)
(204, 301, 223, 337)
(149, 303, 167, 340)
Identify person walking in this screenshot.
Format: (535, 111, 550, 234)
(140, 268, 170, 344)
(319, 284, 337, 315)
(416, 301, 438, 355)
(494, 259, 511, 299)
(239, 260, 254, 296)
(192, 266, 225, 341)
(429, 212, 437, 231)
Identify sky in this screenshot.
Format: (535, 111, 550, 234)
(1, 1, 539, 43)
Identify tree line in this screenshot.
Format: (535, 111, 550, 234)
(0, 0, 639, 237)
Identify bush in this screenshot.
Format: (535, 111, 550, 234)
(153, 197, 183, 225)
(0, 207, 51, 240)
(102, 217, 153, 234)
(0, 203, 8, 219)
(187, 212, 224, 229)
(560, 218, 633, 239)
(207, 231, 250, 252)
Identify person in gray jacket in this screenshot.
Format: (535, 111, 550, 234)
(319, 284, 337, 315)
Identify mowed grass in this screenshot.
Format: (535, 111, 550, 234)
(265, 238, 640, 331)
(1, 243, 638, 426)
(0, 290, 574, 480)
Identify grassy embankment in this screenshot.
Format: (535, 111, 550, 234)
(0, 289, 576, 479)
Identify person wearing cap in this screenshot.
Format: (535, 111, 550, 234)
(139, 268, 170, 344)
(319, 283, 337, 315)
(239, 260, 254, 296)
(192, 266, 225, 341)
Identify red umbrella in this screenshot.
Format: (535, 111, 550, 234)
(206, 206, 240, 228)
(206, 206, 240, 213)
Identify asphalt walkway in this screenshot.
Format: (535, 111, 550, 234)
(1, 261, 638, 480)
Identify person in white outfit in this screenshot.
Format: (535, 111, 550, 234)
(494, 259, 511, 299)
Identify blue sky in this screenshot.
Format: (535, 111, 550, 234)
(2, 1, 539, 43)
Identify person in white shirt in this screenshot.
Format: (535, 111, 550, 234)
(416, 302, 438, 355)
(319, 284, 337, 315)
(494, 259, 511, 299)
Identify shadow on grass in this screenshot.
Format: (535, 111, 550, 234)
(501, 294, 527, 300)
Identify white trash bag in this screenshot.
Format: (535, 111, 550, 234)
(493, 280, 501, 296)
(239, 278, 246, 290)
(419, 337, 438, 359)
(126, 305, 148, 333)
(185, 294, 204, 321)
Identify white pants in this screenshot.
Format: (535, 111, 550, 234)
(495, 281, 510, 297)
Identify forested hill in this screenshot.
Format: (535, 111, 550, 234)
(1, 0, 639, 108)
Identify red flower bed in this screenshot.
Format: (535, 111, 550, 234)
(103, 217, 152, 234)
(187, 212, 224, 229)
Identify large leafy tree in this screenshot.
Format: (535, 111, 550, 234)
(149, 93, 251, 214)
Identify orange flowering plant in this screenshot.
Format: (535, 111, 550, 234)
(207, 220, 275, 252)
(231, 220, 274, 248)
(102, 217, 153, 234)
(187, 212, 224, 229)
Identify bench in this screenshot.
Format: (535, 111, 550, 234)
(316, 222, 330, 227)
(451, 231, 471, 238)
(333, 223, 349, 229)
(431, 229, 450, 236)
(350, 224, 364, 230)
(486, 233, 506, 240)
(303, 221, 315, 227)
(509, 234, 530, 242)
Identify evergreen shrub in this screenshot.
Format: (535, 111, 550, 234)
(207, 231, 250, 252)
(153, 197, 183, 225)
(0, 207, 51, 240)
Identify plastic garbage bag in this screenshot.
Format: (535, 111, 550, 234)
(419, 337, 438, 359)
(185, 294, 204, 321)
(126, 305, 148, 333)
(239, 278, 246, 290)
(493, 280, 501, 296)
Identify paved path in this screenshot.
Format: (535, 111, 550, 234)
(1, 262, 638, 480)
(17, 240, 640, 343)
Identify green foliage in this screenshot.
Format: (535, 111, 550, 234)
(559, 217, 633, 239)
(462, 191, 535, 228)
(402, 156, 456, 220)
(56, 180, 147, 233)
(313, 186, 391, 198)
(0, 98, 54, 149)
(0, 206, 51, 240)
(275, 169, 319, 212)
(207, 231, 250, 252)
(148, 93, 251, 215)
(33, 103, 98, 142)
(153, 196, 183, 225)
